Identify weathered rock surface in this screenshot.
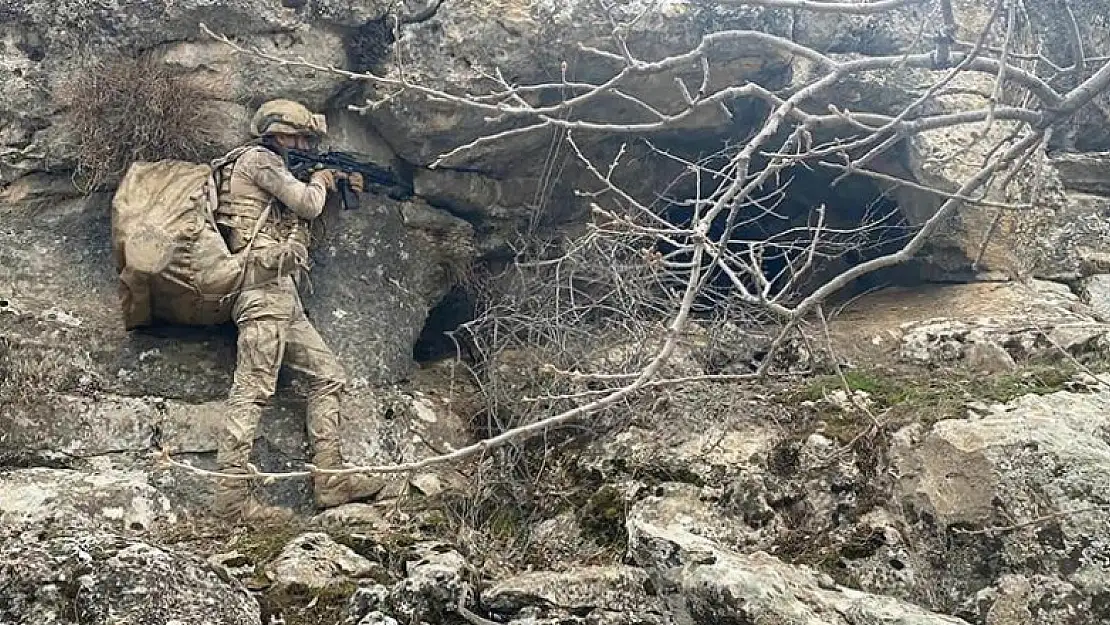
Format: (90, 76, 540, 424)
(626, 486, 971, 625)
(1081, 274, 1110, 320)
(389, 543, 474, 623)
(7, 2, 1110, 624)
(0, 465, 185, 534)
(679, 550, 969, 625)
(828, 280, 1110, 368)
(1052, 152, 1110, 196)
(345, 542, 475, 624)
(484, 565, 671, 625)
(962, 574, 1094, 625)
(892, 389, 1110, 619)
(0, 529, 260, 625)
(267, 532, 379, 591)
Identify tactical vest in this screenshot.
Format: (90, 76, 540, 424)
(214, 146, 311, 255)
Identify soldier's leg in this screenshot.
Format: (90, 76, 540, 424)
(283, 301, 384, 508)
(215, 280, 297, 523)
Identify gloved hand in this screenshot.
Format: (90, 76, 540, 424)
(310, 168, 337, 192)
(346, 172, 365, 193)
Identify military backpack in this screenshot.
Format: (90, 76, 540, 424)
(110, 148, 271, 329)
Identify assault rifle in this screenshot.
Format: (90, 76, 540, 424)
(285, 148, 414, 210)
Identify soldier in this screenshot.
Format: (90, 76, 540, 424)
(212, 99, 383, 523)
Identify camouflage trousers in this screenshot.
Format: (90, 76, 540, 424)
(218, 271, 347, 471)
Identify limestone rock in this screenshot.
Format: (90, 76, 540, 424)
(345, 543, 473, 624)
(0, 466, 184, 534)
(305, 197, 474, 385)
(154, 28, 351, 113)
(484, 566, 670, 625)
(892, 389, 1110, 618)
(1051, 152, 1110, 195)
(897, 316, 1109, 369)
(0, 0, 301, 52)
(0, 528, 259, 625)
(828, 280, 1110, 368)
(627, 486, 970, 625)
(268, 532, 379, 592)
(963, 574, 1095, 625)
(389, 543, 474, 623)
(680, 550, 969, 625)
(353, 611, 401, 625)
(1035, 191, 1110, 279)
(336, 380, 475, 500)
(1081, 274, 1110, 320)
(582, 421, 778, 488)
(347, 584, 394, 624)
(368, 0, 793, 170)
(626, 484, 758, 570)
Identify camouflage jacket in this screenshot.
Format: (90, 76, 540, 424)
(214, 145, 327, 254)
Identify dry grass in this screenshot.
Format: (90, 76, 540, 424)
(0, 336, 83, 408)
(56, 53, 224, 192)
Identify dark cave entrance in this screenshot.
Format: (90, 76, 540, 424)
(413, 285, 477, 363)
(655, 150, 917, 311)
(410, 133, 922, 364)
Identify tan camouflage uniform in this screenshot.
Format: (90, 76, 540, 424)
(212, 100, 383, 523)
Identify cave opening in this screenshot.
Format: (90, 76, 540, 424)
(655, 149, 917, 312)
(413, 285, 477, 363)
(410, 134, 922, 365)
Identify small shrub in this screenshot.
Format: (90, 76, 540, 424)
(57, 53, 224, 192)
(0, 336, 90, 410)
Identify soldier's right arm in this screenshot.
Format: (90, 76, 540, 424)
(240, 148, 330, 220)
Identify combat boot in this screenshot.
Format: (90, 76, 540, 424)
(312, 445, 386, 508)
(214, 403, 295, 525)
(307, 393, 385, 508)
(214, 471, 296, 525)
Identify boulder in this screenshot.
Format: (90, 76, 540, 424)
(484, 565, 670, 625)
(389, 543, 474, 623)
(305, 197, 475, 386)
(827, 280, 1110, 368)
(0, 528, 259, 625)
(892, 389, 1110, 619)
(0, 466, 185, 534)
(267, 532, 380, 592)
(680, 550, 969, 625)
(626, 487, 971, 625)
(347, 584, 398, 625)
(577, 379, 787, 488)
(337, 542, 476, 625)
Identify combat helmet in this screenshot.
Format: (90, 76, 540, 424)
(250, 99, 328, 137)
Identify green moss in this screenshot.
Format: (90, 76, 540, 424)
(782, 363, 1084, 444)
(233, 528, 301, 562)
(771, 361, 1093, 580)
(578, 484, 628, 548)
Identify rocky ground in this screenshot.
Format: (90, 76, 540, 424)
(6, 265, 1110, 624)
(7, 0, 1110, 624)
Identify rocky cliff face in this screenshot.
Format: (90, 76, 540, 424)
(6, 1, 1110, 624)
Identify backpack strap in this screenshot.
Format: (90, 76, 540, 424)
(207, 145, 280, 303)
(204, 146, 257, 233)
